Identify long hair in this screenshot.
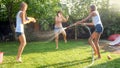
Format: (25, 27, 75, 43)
(90, 4, 97, 11)
(20, 2, 27, 10)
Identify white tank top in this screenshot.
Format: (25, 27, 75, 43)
(92, 11, 102, 26)
(15, 11, 24, 33)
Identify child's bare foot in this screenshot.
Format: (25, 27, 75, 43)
(95, 57, 101, 60)
(16, 57, 22, 63)
(65, 40, 67, 43)
(94, 52, 98, 56)
(16, 60, 22, 63)
(56, 47, 58, 49)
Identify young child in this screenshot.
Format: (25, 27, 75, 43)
(15, 2, 36, 62)
(74, 4, 103, 59)
(54, 11, 69, 49)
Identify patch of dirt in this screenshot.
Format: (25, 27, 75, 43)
(100, 40, 120, 54)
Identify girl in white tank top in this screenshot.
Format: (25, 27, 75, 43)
(16, 11, 24, 33)
(92, 11, 102, 26)
(16, 2, 36, 63)
(74, 4, 103, 59)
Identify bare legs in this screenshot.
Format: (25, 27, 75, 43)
(55, 33, 59, 49)
(88, 32, 101, 59)
(61, 30, 67, 43)
(16, 34, 26, 62)
(55, 29, 67, 49)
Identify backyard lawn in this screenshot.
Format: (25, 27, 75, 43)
(0, 40, 120, 68)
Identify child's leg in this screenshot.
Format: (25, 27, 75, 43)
(55, 33, 59, 49)
(93, 32, 101, 58)
(17, 34, 26, 62)
(88, 32, 97, 55)
(61, 30, 67, 43)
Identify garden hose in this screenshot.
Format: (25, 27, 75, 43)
(84, 25, 94, 68)
(65, 24, 95, 68)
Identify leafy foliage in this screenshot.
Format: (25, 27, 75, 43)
(26, 0, 61, 30)
(0, 0, 120, 40)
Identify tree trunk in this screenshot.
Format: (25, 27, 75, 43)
(34, 23, 40, 32)
(6, 1, 16, 40)
(9, 21, 16, 40)
(75, 26, 77, 40)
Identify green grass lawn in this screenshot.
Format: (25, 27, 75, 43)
(0, 39, 120, 68)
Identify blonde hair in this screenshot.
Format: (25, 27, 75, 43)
(90, 4, 97, 11)
(20, 2, 27, 10)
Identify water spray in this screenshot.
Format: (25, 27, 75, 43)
(63, 24, 76, 30)
(38, 24, 75, 43)
(33, 31, 55, 43)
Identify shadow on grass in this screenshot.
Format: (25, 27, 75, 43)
(90, 58, 120, 68)
(0, 42, 18, 56)
(38, 57, 91, 68)
(0, 40, 89, 56)
(2, 61, 18, 65)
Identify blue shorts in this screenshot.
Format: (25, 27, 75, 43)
(16, 32, 23, 37)
(95, 24, 104, 33)
(54, 27, 63, 33)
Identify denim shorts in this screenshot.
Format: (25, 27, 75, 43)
(16, 32, 23, 37)
(95, 24, 104, 33)
(54, 27, 63, 33)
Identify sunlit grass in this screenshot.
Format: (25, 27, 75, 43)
(0, 40, 120, 68)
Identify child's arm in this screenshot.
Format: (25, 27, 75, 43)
(61, 15, 69, 22)
(20, 12, 36, 24)
(81, 12, 93, 23)
(27, 17, 36, 23)
(81, 22, 94, 26)
(74, 12, 94, 25)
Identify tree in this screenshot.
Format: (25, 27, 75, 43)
(26, 0, 61, 31)
(1, 0, 120, 41)
(0, 0, 61, 40)
(0, 0, 22, 40)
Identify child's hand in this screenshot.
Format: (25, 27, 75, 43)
(81, 23, 86, 26)
(74, 22, 78, 26)
(66, 15, 69, 19)
(74, 23, 77, 26)
(74, 21, 81, 25)
(28, 17, 36, 23)
(32, 18, 36, 23)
